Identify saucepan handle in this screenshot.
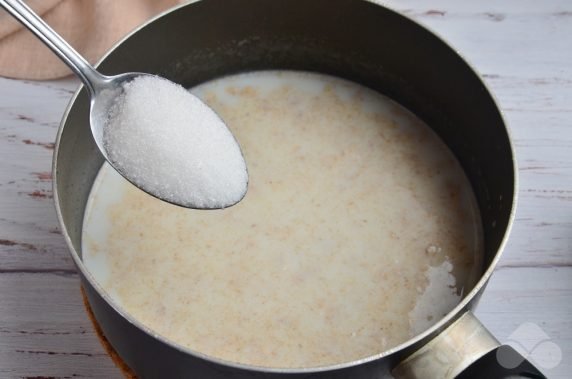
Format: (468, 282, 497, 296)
(392, 311, 547, 379)
(455, 344, 546, 379)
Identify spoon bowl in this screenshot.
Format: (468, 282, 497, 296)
(0, 0, 248, 209)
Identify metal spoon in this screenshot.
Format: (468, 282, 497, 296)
(0, 0, 248, 209)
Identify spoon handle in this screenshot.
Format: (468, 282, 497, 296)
(0, 0, 105, 94)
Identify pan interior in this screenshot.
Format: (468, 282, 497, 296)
(80, 70, 484, 368)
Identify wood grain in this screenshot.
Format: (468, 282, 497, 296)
(1, 1, 570, 377)
(0, 273, 121, 378)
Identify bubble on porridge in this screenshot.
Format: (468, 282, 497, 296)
(409, 258, 462, 335)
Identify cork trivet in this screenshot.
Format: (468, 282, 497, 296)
(80, 286, 138, 379)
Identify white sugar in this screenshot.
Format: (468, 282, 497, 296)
(103, 76, 248, 209)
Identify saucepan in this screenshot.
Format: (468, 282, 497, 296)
(53, 0, 546, 377)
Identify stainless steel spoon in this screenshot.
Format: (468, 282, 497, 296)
(0, 0, 248, 209)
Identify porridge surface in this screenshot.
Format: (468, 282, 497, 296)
(82, 71, 482, 368)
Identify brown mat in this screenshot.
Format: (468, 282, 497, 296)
(80, 286, 137, 379)
(0, 0, 187, 80)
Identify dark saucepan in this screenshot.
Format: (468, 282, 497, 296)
(53, 0, 545, 377)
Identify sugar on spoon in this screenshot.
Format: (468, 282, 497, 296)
(0, 0, 248, 209)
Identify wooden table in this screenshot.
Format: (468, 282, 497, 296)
(1, 1, 570, 377)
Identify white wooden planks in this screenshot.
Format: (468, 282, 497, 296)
(0, 1, 570, 377)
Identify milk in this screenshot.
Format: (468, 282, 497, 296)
(82, 71, 483, 368)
